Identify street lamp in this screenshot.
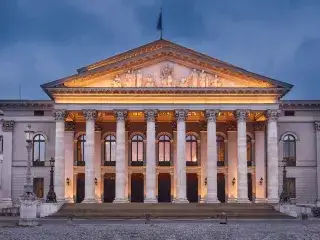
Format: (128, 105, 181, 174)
(20, 124, 36, 200)
(279, 157, 290, 203)
(46, 157, 57, 202)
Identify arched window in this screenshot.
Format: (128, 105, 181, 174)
(76, 134, 86, 166)
(247, 135, 253, 166)
(131, 134, 144, 166)
(283, 134, 296, 166)
(104, 135, 116, 166)
(186, 134, 198, 166)
(217, 135, 225, 166)
(33, 134, 45, 166)
(158, 134, 171, 166)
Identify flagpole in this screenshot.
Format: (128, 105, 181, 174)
(160, 8, 163, 39)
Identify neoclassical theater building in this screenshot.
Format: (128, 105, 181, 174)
(0, 39, 320, 207)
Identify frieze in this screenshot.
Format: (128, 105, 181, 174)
(234, 109, 249, 122)
(114, 110, 128, 122)
(53, 109, 67, 122)
(175, 109, 189, 122)
(82, 109, 97, 121)
(65, 121, 75, 131)
(315, 122, 320, 131)
(266, 110, 280, 122)
(205, 109, 220, 122)
(2, 120, 15, 132)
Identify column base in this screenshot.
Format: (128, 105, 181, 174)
(254, 198, 267, 203)
(144, 198, 158, 203)
(173, 198, 189, 204)
(65, 197, 74, 203)
(267, 198, 279, 204)
(82, 198, 99, 203)
(316, 200, 320, 207)
(57, 198, 66, 204)
(113, 198, 129, 203)
(227, 198, 237, 203)
(237, 198, 251, 203)
(95, 198, 102, 203)
(205, 197, 220, 203)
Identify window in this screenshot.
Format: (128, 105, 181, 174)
(104, 135, 116, 166)
(186, 135, 198, 166)
(33, 178, 44, 198)
(33, 134, 45, 166)
(131, 134, 144, 166)
(158, 134, 171, 166)
(284, 111, 295, 116)
(283, 134, 296, 166)
(0, 135, 3, 154)
(34, 110, 44, 116)
(76, 134, 86, 166)
(286, 178, 296, 198)
(247, 135, 253, 166)
(217, 135, 225, 166)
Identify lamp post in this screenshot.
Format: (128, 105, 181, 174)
(46, 157, 57, 202)
(20, 124, 36, 200)
(280, 158, 290, 203)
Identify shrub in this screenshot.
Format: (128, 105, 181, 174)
(311, 207, 320, 218)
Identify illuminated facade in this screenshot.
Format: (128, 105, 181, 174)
(1, 39, 320, 206)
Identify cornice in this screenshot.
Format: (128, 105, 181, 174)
(0, 100, 53, 109)
(280, 100, 320, 110)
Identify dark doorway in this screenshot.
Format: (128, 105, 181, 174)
(187, 173, 198, 202)
(131, 173, 144, 202)
(158, 173, 171, 202)
(217, 173, 226, 203)
(104, 173, 115, 203)
(76, 173, 85, 203)
(248, 173, 253, 201)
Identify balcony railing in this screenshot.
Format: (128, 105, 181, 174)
(104, 161, 116, 166)
(32, 161, 45, 167)
(217, 161, 225, 167)
(186, 161, 198, 166)
(131, 161, 144, 166)
(158, 161, 171, 166)
(247, 161, 254, 167)
(75, 161, 85, 166)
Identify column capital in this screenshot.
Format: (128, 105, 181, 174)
(113, 109, 128, 122)
(234, 109, 249, 122)
(53, 109, 67, 122)
(144, 109, 158, 122)
(266, 109, 280, 122)
(82, 109, 97, 121)
(315, 122, 320, 131)
(175, 109, 189, 122)
(2, 120, 15, 132)
(205, 109, 220, 122)
(254, 122, 265, 132)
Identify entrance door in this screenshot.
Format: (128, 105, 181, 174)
(76, 173, 85, 203)
(248, 173, 253, 201)
(187, 173, 198, 202)
(217, 173, 226, 203)
(104, 173, 115, 203)
(131, 173, 144, 202)
(158, 173, 171, 202)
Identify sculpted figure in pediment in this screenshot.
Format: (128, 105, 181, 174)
(125, 70, 136, 87)
(112, 75, 123, 87)
(190, 69, 199, 87)
(177, 77, 189, 87)
(136, 70, 142, 87)
(207, 74, 220, 87)
(199, 70, 207, 87)
(143, 74, 157, 87)
(160, 64, 174, 87)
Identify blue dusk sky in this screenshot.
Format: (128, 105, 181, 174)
(0, 0, 320, 100)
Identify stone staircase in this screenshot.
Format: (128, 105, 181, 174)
(51, 203, 293, 219)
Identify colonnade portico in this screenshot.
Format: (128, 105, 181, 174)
(53, 108, 280, 204)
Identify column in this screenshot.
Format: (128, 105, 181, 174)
(254, 122, 267, 203)
(53, 110, 67, 202)
(227, 123, 237, 202)
(235, 109, 250, 203)
(144, 109, 158, 203)
(64, 121, 75, 203)
(174, 109, 189, 203)
(94, 125, 102, 203)
(205, 109, 220, 203)
(266, 109, 280, 203)
(113, 110, 128, 203)
(1, 121, 15, 207)
(82, 109, 97, 203)
(315, 122, 320, 206)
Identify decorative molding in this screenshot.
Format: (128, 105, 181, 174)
(175, 109, 189, 122)
(53, 109, 67, 122)
(266, 109, 280, 122)
(65, 121, 75, 131)
(0, 100, 53, 109)
(2, 120, 15, 132)
(315, 122, 320, 131)
(254, 122, 265, 131)
(279, 131, 300, 142)
(82, 109, 97, 121)
(114, 109, 128, 122)
(205, 109, 220, 122)
(144, 109, 158, 122)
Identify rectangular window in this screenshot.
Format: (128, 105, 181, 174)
(0, 136, 3, 154)
(34, 110, 44, 116)
(286, 178, 296, 198)
(284, 111, 295, 116)
(33, 178, 44, 198)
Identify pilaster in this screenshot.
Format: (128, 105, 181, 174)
(314, 122, 320, 206)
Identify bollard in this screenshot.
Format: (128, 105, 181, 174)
(145, 213, 151, 224)
(220, 212, 227, 224)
